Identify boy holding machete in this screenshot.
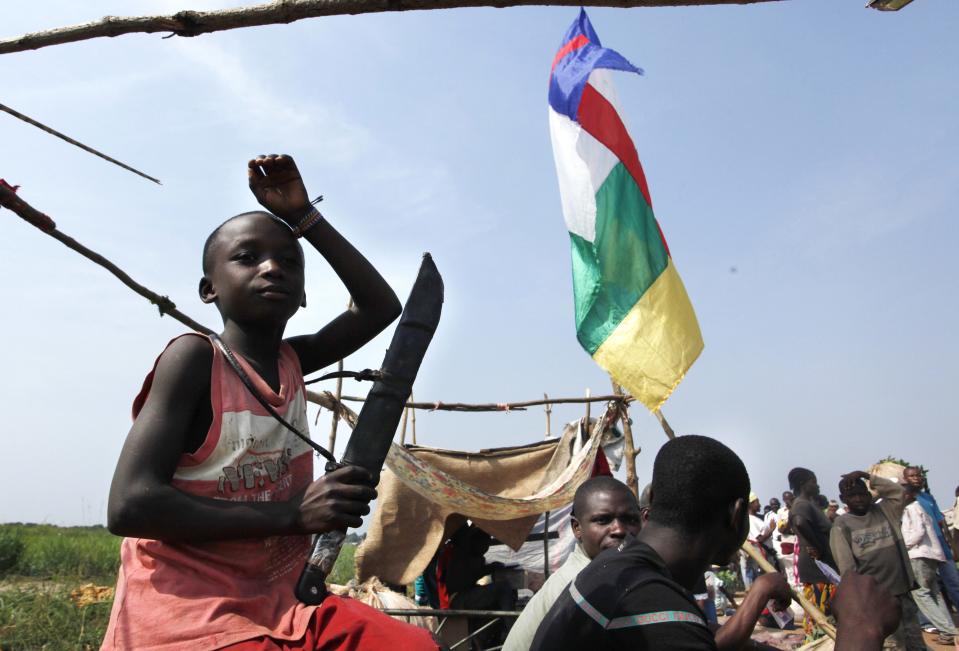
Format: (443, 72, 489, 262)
(102, 155, 439, 650)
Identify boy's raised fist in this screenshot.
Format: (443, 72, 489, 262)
(248, 154, 311, 223)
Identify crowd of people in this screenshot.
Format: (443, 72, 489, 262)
(729, 464, 959, 650)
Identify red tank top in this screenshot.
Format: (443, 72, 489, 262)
(102, 334, 318, 650)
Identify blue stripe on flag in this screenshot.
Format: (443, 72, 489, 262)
(548, 8, 644, 122)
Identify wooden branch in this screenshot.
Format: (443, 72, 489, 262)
(399, 404, 409, 444)
(336, 392, 630, 412)
(410, 389, 417, 445)
(326, 298, 353, 454)
(306, 390, 359, 428)
(612, 381, 639, 496)
(0, 103, 161, 185)
(0, 0, 786, 56)
(740, 542, 837, 640)
(0, 181, 212, 334)
(543, 393, 552, 439)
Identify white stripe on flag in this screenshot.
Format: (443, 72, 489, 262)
(586, 69, 629, 123)
(548, 107, 619, 243)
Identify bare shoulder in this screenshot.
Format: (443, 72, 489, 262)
(148, 335, 213, 404)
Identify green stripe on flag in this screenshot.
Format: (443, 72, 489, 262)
(570, 162, 669, 354)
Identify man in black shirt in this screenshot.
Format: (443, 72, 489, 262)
(787, 467, 839, 637)
(530, 436, 901, 651)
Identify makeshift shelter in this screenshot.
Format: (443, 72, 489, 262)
(356, 416, 622, 586)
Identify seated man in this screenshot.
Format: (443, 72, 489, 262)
(436, 523, 517, 646)
(531, 435, 901, 651)
(504, 476, 643, 651)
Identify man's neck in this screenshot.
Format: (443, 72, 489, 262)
(637, 522, 714, 590)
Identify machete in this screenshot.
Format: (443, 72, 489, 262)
(295, 253, 444, 604)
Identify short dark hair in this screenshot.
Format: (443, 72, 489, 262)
(838, 477, 868, 498)
(788, 467, 815, 494)
(201, 211, 291, 274)
(648, 435, 749, 535)
(572, 476, 636, 518)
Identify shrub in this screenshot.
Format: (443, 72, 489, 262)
(0, 530, 24, 575)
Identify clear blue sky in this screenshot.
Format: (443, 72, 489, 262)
(2, 0, 957, 526)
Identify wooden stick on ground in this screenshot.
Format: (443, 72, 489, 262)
(0, 181, 211, 334)
(0, 0, 786, 56)
(740, 542, 837, 640)
(0, 103, 161, 184)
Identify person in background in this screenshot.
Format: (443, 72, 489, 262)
(503, 477, 642, 651)
(902, 484, 959, 648)
(765, 498, 781, 524)
(776, 491, 800, 589)
(740, 492, 770, 588)
(436, 523, 516, 647)
(761, 498, 781, 570)
(815, 494, 829, 512)
(902, 466, 959, 615)
(787, 468, 839, 636)
(830, 470, 925, 651)
(826, 500, 840, 523)
(953, 485, 959, 557)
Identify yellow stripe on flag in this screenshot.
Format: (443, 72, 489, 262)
(592, 260, 703, 411)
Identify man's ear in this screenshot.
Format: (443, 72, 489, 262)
(730, 497, 748, 545)
(199, 277, 216, 304)
(570, 516, 583, 543)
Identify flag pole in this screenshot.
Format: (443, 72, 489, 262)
(653, 409, 675, 440)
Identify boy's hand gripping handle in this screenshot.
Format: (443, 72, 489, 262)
(295, 254, 444, 605)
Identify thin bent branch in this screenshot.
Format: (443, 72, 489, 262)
(0, 103, 161, 185)
(0, 0, 785, 56)
(0, 180, 212, 335)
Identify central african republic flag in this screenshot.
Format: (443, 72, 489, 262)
(548, 10, 703, 411)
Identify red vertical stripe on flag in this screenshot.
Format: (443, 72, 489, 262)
(576, 83, 653, 211)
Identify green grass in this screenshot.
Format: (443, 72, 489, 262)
(0, 524, 120, 582)
(329, 542, 357, 586)
(0, 524, 119, 650)
(0, 524, 360, 650)
(0, 583, 112, 651)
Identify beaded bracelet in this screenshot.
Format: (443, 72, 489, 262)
(293, 206, 324, 238)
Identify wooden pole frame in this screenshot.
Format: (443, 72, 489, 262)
(611, 380, 639, 497)
(0, 0, 785, 56)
